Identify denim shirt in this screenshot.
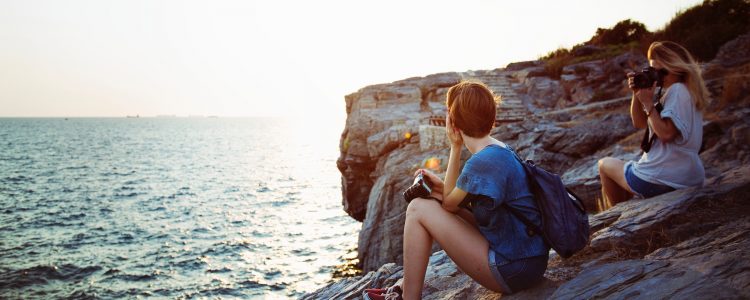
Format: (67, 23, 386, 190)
(456, 144, 549, 260)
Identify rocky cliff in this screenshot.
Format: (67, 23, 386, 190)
(315, 32, 750, 299)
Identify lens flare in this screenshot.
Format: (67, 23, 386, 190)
(423, 157, 441, 171)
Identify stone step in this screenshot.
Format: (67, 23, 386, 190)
(457, 72, 529, 124)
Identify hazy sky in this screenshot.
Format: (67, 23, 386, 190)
(1, 0, 702, 118)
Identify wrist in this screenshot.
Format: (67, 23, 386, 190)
(643, 105, 655, 117)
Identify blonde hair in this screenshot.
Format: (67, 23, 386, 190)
(648, 41, 710, 111)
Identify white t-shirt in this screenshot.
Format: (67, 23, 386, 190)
(628, 82, 705, 189)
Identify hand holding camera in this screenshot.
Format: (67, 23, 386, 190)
(403, 169, 444, 203)
(628, 66, 668, 90)
(628, 66, 668, 107)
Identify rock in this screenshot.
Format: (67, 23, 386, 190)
(356, 143, 452, 271)
(505, 60, 541, 71)
(302, 263, 403, 300)
(510, 66, 548, 84)
(712, 32, 750, 68)
(589, 165, 750, 254)
(338, 75, 460, 221)
(323, 30, 750, 300)
(554, 216, 750, 299)
(523, 76, 565, 108)
(366, 125, 416, 158)
(419, 125, 448, 151)
(312, 164, 750, 299)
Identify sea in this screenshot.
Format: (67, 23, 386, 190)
(0, 117, 360, 299)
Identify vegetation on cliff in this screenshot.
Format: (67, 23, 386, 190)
(542, 0, 750, 79)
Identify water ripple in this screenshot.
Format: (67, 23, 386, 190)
(0, 118, 359, 299)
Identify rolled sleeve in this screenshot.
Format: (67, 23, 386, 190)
(457, 156, 504, 204)
(660, 84, 693, 145)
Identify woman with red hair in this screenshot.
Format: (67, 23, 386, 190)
(364, 81, 548, 299)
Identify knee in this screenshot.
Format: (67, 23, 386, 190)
(598, 157, 614, 174)
(598, 157, 608, 170)
(406, 198, 435, 220)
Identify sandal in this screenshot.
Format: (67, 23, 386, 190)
(362, 285, 402, 300)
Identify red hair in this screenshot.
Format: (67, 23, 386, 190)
(445, 81, 498, 138)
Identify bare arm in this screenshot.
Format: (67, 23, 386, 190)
(630, 93, 648, 129)
(442, 144, 467, 213)
(628, 73, 648, 129)
(646, 112, 679, 142)
(439, 115, 468, 213)
(634, 86, 679, 142)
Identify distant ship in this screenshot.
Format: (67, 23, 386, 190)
(126, 114, 140, 118)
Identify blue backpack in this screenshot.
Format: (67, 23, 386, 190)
(505, 152, 590, 258)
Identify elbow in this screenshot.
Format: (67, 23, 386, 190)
(659, 132, 677, 143)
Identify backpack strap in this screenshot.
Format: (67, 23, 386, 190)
(502, 146, 548, 241)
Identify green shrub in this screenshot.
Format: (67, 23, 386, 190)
(655, 0, 750, 61)
(588, 19, 652, 46)
(537, 0, 750, 74)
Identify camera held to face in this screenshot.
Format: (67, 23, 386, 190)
(403, 172, 433, 203)
(629, 66, 668, 89)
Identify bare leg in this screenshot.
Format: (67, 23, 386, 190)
(455, 207, 478, 228)
(598, 157, 634, 210)
(402, 198, 502, 300)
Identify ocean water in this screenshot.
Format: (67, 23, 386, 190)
(0, 117, 359, 299)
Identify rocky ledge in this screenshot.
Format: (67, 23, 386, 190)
(312, 32, 750, 299)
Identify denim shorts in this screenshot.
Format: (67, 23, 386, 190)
(488, 250, 548, 294)
(624, 163, 675, 198)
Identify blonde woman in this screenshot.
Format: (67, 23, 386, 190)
(598, 41, 709, 209)
(364, 82, 548, 300)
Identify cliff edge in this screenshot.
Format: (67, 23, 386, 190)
(315, 32, 750, 299)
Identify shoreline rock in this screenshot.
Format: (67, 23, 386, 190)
(317, 32, 750, 299)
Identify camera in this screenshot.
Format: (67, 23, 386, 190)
(630, 66, 668, 89)
(403, 173, 433, 203)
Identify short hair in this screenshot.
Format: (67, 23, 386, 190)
(445, 81, 498, 138)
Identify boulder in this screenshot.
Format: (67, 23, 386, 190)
(555, 216, 750, 299)
(523, 76, 565, 108)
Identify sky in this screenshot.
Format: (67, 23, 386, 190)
(0, 0, 703, 119)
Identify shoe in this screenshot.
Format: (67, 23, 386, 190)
(363, 288, 387, 294)
(362, 285, 402, 300)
